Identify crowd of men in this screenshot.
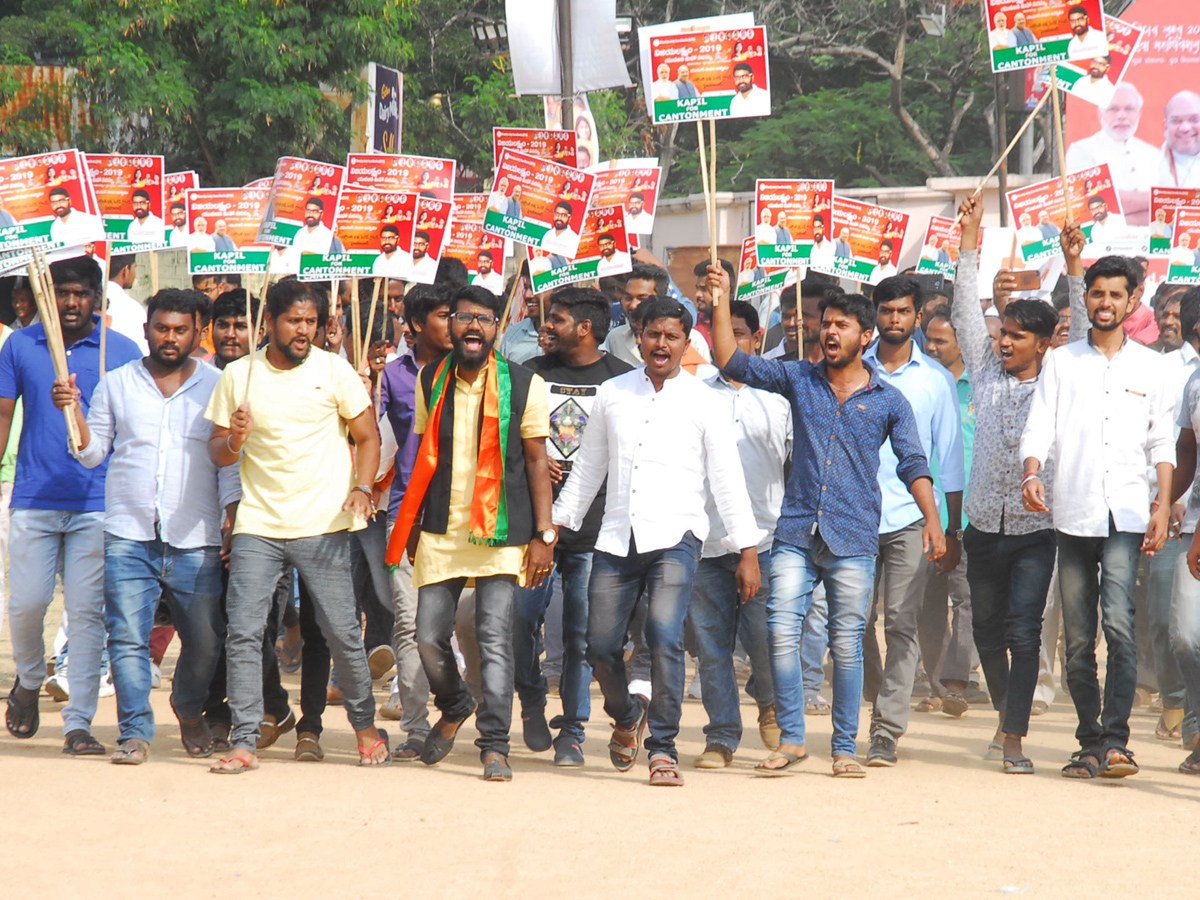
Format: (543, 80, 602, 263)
(2, 193, 1200, 785)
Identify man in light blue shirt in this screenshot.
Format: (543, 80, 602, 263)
(56, 288, 240, 764)
(861, 275, 965, 766)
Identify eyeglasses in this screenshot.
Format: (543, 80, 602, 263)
(453, 312, 497, 327)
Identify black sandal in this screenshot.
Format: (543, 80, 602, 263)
(1061, 751, 1098, 779)
(62, 729, 106, 756)
(5, 682, 39, 739)
(1099, 747, 1139, 778)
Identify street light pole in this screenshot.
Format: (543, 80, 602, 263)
(558, 0, 574, 130)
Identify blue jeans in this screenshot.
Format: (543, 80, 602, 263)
(1056, 525, 1142, 755)
(688, 552, 774, 751)
(104, 536, 225, 743)
(7, 509, 105, 735)
(1170, 546, 1200, 744)
(513, 574, 557, 715)
(963, 526, 1057, 736)
(587, 533, 701, 761)
(417, 575, 516, 757)
(1146, 540, 1189, 710)
(769, 537, 876, 759)
(801, 583, 828, 701)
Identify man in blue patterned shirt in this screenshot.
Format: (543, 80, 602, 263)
(709, 266, 945, 778)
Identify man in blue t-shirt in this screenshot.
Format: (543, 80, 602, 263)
(0, 254, 141, 754)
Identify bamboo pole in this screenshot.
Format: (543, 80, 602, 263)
(697, 120, 718, 308)
(1050, 66, 1074, 225)
(758, 290, 774, 356)
(29, 249, 81, 452)
(361, 277, 383, 367)
(350, 277, 363, 372)
(243, 253, 274, 404)
(98, 249, 108, 377)
(497, 263, 525, 338)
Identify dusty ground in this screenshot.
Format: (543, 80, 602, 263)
(1, 604, 1198, 900)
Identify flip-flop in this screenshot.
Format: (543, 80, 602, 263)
(753, 749, 808, 777)
(111, 738, 150, 765)
(358, 729, 391, 767)
(832, 758, 867, 778)
(1003, 755, 1035, 775)
(209, 755, 259, 774)
(984, 741, 1005, 761)
(5, 682, 39, 739)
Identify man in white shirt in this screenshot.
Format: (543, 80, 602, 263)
(989, 12, 1012, 51)
(552, 296, 762, 787)
(282, 197, 334, 271)
(1066, 85, 1160, 222)
(125, 190, 165, 243)
(625, 193, 654, 233)
(1171, 233, 1199, 268)
(1072, 56, 1115, 108)
(408, 230, 438, 284)
(53, 288, 239, 763)
(1065, 6, 1108, 60)
(1158, 91, 1200, 190)
(373, 225, 413, 279)
(488, 177, 512, 215)
(651, 63, 678, 102)
(168, 203, 188, 248)
(809, 214, 836, 268)
(539, 201, 579, 256)
(1016, 212, 1043, 247)
(105, 255, 149, 355)
(690, 300, 790, 769)
(601, 264, 711, 366)
(1021, 246, 1174, 780)
(187, 216, 216, 254)
(755, 207, 779, 246)
(47, 188, 103, 249)
(1151, 207, 1173, 241)
(867, 240, 898, 285)
(470, 250, 504, 295)
(728, 63, 770, 117)
(595, 232, 631, 276)
(1085, 195, 1126, 246)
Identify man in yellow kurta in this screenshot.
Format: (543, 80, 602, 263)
(388, 285, 554, 782)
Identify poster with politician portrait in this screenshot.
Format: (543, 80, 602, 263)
(734, 236, 788, 302)
(493, 128, 578, 169)
(1168, 207, 1200, 283)
(809, 196, 910, 285)
(443, 194, 509, 295)
(256, 156, 345, 275)
(346, 153, 456, 203)
(588, 165, 662, 235)
(526, 206, 631, 294)
(85, 153, 167, 251)
(1025, 16, 1142, 110)
(165, 171, 199, 248)
(184, 187, 272, 275)
(985, 0, 1108, 72)
(753, 179, 835, 268)
(643, 23, 771, 123)
(484, 149, 594, 258)
(915, 216, 976, 280)
(1149, 187, 1200, 255)
(0, 149, 104, 254)
(1007, 164, 1125, 262)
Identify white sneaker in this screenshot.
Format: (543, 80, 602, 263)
(151, 663, 162, 689)
(45, 673, 69, 702)
(98, 670, 115, 698)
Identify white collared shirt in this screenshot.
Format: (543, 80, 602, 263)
(552, 367, 763, 556)
(105, 282, 149, 355)
(699, 370, 791, 557)
(1020, 335, 1175, 537)
(74, 358, 242, 548)
(1065, 130, 1160, 194)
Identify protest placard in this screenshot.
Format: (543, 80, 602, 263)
(753, 179, 835, 267)
(346, 153, 456, 202)
(0, 149, 104, 253)
(643, 24, 771, 123)
(1149, 187, 1200, 255)
(589, 165, 662, 235)
(443, 194, 508, 295)
(165, 172, 199, 248)
(543, 95, 600, 169)
(525, 206, 631, 294)
(1007, 164, 1124, 261)
(734, 236, 788, 301)
(493, 128, 578, 169)
(367, 63, 403, 154)
(255, 158, 345, 275)
(297, 190, 450, 285)
(916, 216, 976, 280)
(1024, 16, 1140, 109)
(484, 149, 594, 258)
(184, 187, 272, 275)
(1168, 207, 1200, 284)
(809, 197, 910, 284)
(86, 154, 167, 251)
(986, 0, 1108, 73)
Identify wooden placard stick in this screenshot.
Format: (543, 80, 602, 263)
(28, 250, 81, 451)
(953, 85, 1055, 227)
(98, 248, 109, 378)
(1050, 66, 1075, 225)
(497, 264, 525, 339)
(696, 120, 718, 308)
(350, 277, 363, 372)
(242, 253, 274, 405)
(758, 290, 774, 356)
(361, 276, 383, 368)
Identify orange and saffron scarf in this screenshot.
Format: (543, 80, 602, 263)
(385, 351, 512, 565)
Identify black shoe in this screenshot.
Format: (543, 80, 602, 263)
(522, 709, 553, 752)
(867, 734, 898, 767)
(482, 752, 512, 781)
(554, 741, 585, 767)
(420, 707, 475, 766)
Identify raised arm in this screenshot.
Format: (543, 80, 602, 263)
(949, 197, 993, 379)
(1061, 223, 1088, 343)
(706, 262, 793, 394)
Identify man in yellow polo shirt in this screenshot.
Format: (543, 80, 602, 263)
(205, 279, 389, 773)
(388, 285, 554, 781)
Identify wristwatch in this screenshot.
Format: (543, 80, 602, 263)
(537, 528, 557, 545)
(947, 527, 964, 540)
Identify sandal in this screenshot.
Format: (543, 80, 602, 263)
(915, 696, 942, 713)
(648, 752, 684, 786)
(358, 729, 391, 767)
(111, 738, 150, 765)
(1179, 748, 1200, 775)
(608, 697, 649, 773)
(753, 749, 808, 777)
(208, 720, 232, 754)
(1099, 747, 1138, 778)
(276, 637, 303, 674)
(1156, 711, 1184, 742)
(1003, 755, 1035, 775)
(392, 736, 424, 762)
(806, 696, 832, 715)
(1061, 752, 1098, 779)
(62, 729, 106, 756)
(5, 682, 39, 739)
(209, 754, 259, 774)
(171, 698, 214, 758)
(832, 758, 866, 778)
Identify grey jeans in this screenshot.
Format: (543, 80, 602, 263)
(863, 519, 932, 742)
(386, 541, 432, 739)
(226, 531, 376, 751)
(918, 547, 974, 696)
